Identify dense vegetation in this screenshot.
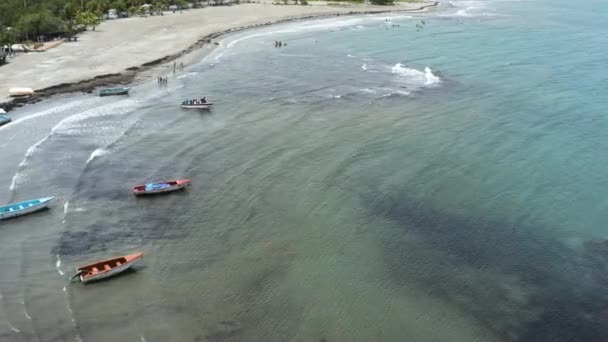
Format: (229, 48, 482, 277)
(0, 0, 193, 45)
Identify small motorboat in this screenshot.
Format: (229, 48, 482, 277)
(99, 87, 130, 97)
(181, 102, 213, 109)
(75, 252, 143, 283)
(132, 179, 191, 196)
(0, 197, 54, 220)
(0, 114, 11, 126)
(9, 87, 34, 97)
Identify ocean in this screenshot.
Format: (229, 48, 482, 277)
(1, 0, 608, 340)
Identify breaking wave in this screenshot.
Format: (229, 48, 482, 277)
(391, 63, 441, 87)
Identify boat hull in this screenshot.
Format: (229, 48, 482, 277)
(133, 179, 190, 196)
(181, 104, 213, 110)
(78, 253, 143, 283)
(9, 88, 34, 97)
(99, 88, 130, 97)
(0, 197, 53, 220)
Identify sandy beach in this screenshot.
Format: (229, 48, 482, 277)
(0, 2, 437, 109)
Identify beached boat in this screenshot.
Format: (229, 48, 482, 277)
(0, 114, 11, 126)
(9, 87, 34, 97)
(0, 197, 54, 220)
(99, 87, 130, 97)
(76, 252, 144, 283)
(132, 179, 191, 196)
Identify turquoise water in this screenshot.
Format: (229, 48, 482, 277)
(1, 0, 608, 340)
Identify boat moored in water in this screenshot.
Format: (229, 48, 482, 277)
(76, 252, 144, 283)
(99, 87, 130, 96)
(0, 197, 54, 220)
(181, 103, 213, 109)
(181, 98, 213, 110)
(0, 114, 11, 126)
(132, 179, 191, 196)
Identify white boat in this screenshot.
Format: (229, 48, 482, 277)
(181, 98, 213, 110)
(9, 87, 34, 97)
(0, 197, 54, 220)
(0, 108, 6, 114)
(76, 252, 144, 283)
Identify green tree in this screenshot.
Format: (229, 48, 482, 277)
(77, 11, 101, 30)
(110, 0, 127, 13)
(62, 2, 79, 39)
(370, 0, 393, 4)
(17, 9, 63, 41)
(174, 0, 188, 9)
(86, 0, 109, 15)
(152, 1, 164, 14)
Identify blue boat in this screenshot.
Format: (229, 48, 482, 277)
(0, 114, 11, 126)
(99, 87, 130, 97)
(0, 197, 54, 220)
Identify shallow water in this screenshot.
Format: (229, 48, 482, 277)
(1, 0, 608, 340)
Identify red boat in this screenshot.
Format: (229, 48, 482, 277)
(132, 179, 191, 196)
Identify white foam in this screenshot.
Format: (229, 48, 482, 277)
(56, 254, 62, 268)
(9, 135, 49, 191)
(8, 322, 20, 333)
(347, 54, 356, 58)
(86, 148, 109, 164)
(443, 0, 492, 17)
(176, 72, 198, 79)
(361, 64, 367, 71)
(0, 99, 97, 132)
(57, 269, 65, 276)
(63, 202, 69, 214)
(424, 67, 441, 85)
(391, 63, 441, 87)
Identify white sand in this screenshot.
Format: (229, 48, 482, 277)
(0, 2, 436, 104)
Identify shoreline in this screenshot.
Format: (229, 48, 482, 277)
(0, 2, 438, 113)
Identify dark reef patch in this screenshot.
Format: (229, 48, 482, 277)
(362, 189, 608, 341)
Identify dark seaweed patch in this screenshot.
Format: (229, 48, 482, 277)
(362, 190, 608, 341)
(52, 212, 186, 256)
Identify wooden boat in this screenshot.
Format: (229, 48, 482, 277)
(132, 179, 191, 196)
(0, 114, 11, 126)
(76, 252, 143, 283)
(9, 87, 34, 97)
(99, 87, 130, 97)
(181, 102, 213, 110)
(0, 197, 54, 220)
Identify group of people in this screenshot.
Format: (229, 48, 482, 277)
(173, 61, 184, 73)
(182, 97, 208, 105)
(274, 40, 287, 48)
(158, 76, 168, 84)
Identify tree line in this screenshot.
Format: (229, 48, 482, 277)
(0, 0, 194, 46)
